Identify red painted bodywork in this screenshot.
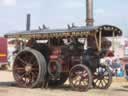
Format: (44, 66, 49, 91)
(0, 38, 8, 65)
(50, 47, 61, 60)
(49, 46, 80, 72)
(49, 47, 69, 72)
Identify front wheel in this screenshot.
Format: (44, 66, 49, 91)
(69, 64, 92, 91)
(93, 66, 112, 89)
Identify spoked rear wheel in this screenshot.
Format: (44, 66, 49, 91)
(93, 66, 112, 89)
(13, 48, 47, 88)
(69, 64, 92, 91)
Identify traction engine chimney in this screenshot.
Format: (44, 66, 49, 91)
(86, 0, 94, 26)
(26, 14, 31, 31)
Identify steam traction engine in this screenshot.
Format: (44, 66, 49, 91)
(5, 25, 122, 91)
(4, 0, 122, 91)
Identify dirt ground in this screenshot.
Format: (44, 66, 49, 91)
(0, 71, 128, 96)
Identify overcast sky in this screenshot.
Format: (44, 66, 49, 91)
(0, 0, 128, 36)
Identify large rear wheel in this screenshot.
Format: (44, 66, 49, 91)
(13, 48, 47, 88)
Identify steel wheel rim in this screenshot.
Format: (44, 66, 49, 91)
(13, 51, 40, 88)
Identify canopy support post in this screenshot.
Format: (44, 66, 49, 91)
(112, 31, 115, 51)
(98, 31, 102, 51)
(94, 33, 99, 51)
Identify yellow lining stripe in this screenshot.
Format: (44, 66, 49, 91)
(0, 54, 6, 57)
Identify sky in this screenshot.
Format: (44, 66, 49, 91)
(0, 0, 128, 36)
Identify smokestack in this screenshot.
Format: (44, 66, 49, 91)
(86, 0, 94, 26)
(26, 14, 31, 31)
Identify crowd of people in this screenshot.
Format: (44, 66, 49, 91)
(105, 57, 124, 77)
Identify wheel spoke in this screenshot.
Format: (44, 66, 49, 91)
(20, 73, 26, 78)
(100, 80, 104, 87)
(14, 68, 25, 73)
(104, 77, 109, 80)
(31, 68, 39, 71)
(82, 81, 87, 86)
(32, 61, 38, 68)
(27, 73, 32, 85)
(78, 80, 82, 86)
(72, 76, 78, 81)
(30, 72, 36, 82)
(94, 79, 99, 84)
(74, 80, 79, 85)
(28, 55, 35, 64)
(17, 56, 27, 66)
(103, 79, 107, 84)
(31, 72, 37, 80)
(24, 73, 31, 86)
(82, 72, 88, 77)
(98, 80, 101, 87)
(14, 67, 25, 70)
(15, 72, 25, 81)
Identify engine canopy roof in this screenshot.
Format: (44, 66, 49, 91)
(5, 25, 122, 39)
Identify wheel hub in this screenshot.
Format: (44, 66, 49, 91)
(25, 65, 32, 72)
(97, 73, 104, 80)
